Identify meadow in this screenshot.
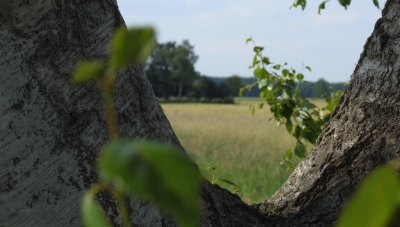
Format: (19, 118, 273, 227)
(161, 98, 324, 203)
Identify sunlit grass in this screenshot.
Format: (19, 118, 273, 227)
(162, 98, 326, 203)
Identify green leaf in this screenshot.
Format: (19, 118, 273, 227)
(259, 91, 266, 98)
(252, 55, 260, 67)
(258, 78, 268, 89)
(72, 60, 106, 83)
(206, 164, 218, 171)
(305, 66, 312, 72)
(301, 100, 317, 109)
(110, 27, 156, 71)
(285, 148, 292, 160)
(253, 46, 264, 54)
(82, 193, 112, 227)
(337, 165, 400, 227)
(338, 0, 351, 9)
(318, 1, 329, 15)
(262, 57, 271, 65)
(219, 179, 240, 187)
(267, 83, 274, 91)
(281, 91, 289, 100)
(372, 0, 380, 9)
(285, 121, 293, 134)
(239, 88, 244, 97)
(293, 126, 301, 138)
(296, 73, 304, 82)
(286, 79, 296, 87)
(266, 90, 274, 101)
(273, 64, 281, 70)
(325, 102, 337, 111)
(282, 69, 289, 78)
(291, 0, 307, 10)
(98, 140, 201, 227)
(294, 140, 307, 158)
(246, 37, 252, 44)
(258, 103, 265, 109)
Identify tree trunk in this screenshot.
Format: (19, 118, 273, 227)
(178, 82, 183, 100)
(1, 0, 399, 227)
(255, 1, 400, 225)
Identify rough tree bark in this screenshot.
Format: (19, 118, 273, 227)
(0, 0, 398, 226)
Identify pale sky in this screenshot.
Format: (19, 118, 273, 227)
(116, 0, 385, 82)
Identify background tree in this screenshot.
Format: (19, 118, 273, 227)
(312, 78, 329, 98)
(146, 40, 198, 100)
(220, 75, 243, 98)
(170, 40, 198, 99)
(194, 76, 222, 101)
(146, 42, 176, 100)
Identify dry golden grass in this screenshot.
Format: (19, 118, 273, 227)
(161, 99, 310, 203)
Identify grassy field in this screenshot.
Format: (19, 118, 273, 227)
(160, 97, 323, 203)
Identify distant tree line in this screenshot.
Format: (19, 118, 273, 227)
(145, 40, 347, 102)
(241, 77, 346, 98)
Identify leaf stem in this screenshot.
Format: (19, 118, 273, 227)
(113, 188, 132, 227)
(100, 76, 119, 139)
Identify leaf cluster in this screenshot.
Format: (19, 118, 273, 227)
(72, 27, 201, 227)
(206, 164, 241, 193)
(291, 0, 380, 15)
(241, 38, 343, 169)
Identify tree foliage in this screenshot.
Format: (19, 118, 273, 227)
(73, 27, 202, 227)
(241, 38, 343, 168)
(146, 40, 198, 100)
(220, 75, 243, 98)
(291, 0, 381, 14)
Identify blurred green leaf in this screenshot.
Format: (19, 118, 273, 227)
(72, 60, 106, 83)
(338, 0, 351, 9)
(252, 55, 260, 67)
(325, 102, 337, 111)
(239, 88, 244, 97)
(282, 69, 289, 78)
(262, 57, 271, 65)
(258, 78, 268, 89)
(294, 140, 307, 158)
(292, 0, 307, 10)
(266, 90, 274, 101)
(285, 122, 293, 134)
(98, 140, 201, 227)
(296, 73, 304, 82)
(206, 164, 218, 171)
(82, 193, 112, 227)
(246, 37, 252, 44)
(285, 148, 292, 160)
(259, 91, 266, 98)
(253, 46, 264, 54)
(219, 179, 240, 187)
(318, 1, 329, 14)
(372, 0, 380, 8)
(110, 27, 155, 71)
(273, 64, 281, 70)
(338, 165, 400, 227)
(300, 99, 317, 110)
(267, 83, 274, 91)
